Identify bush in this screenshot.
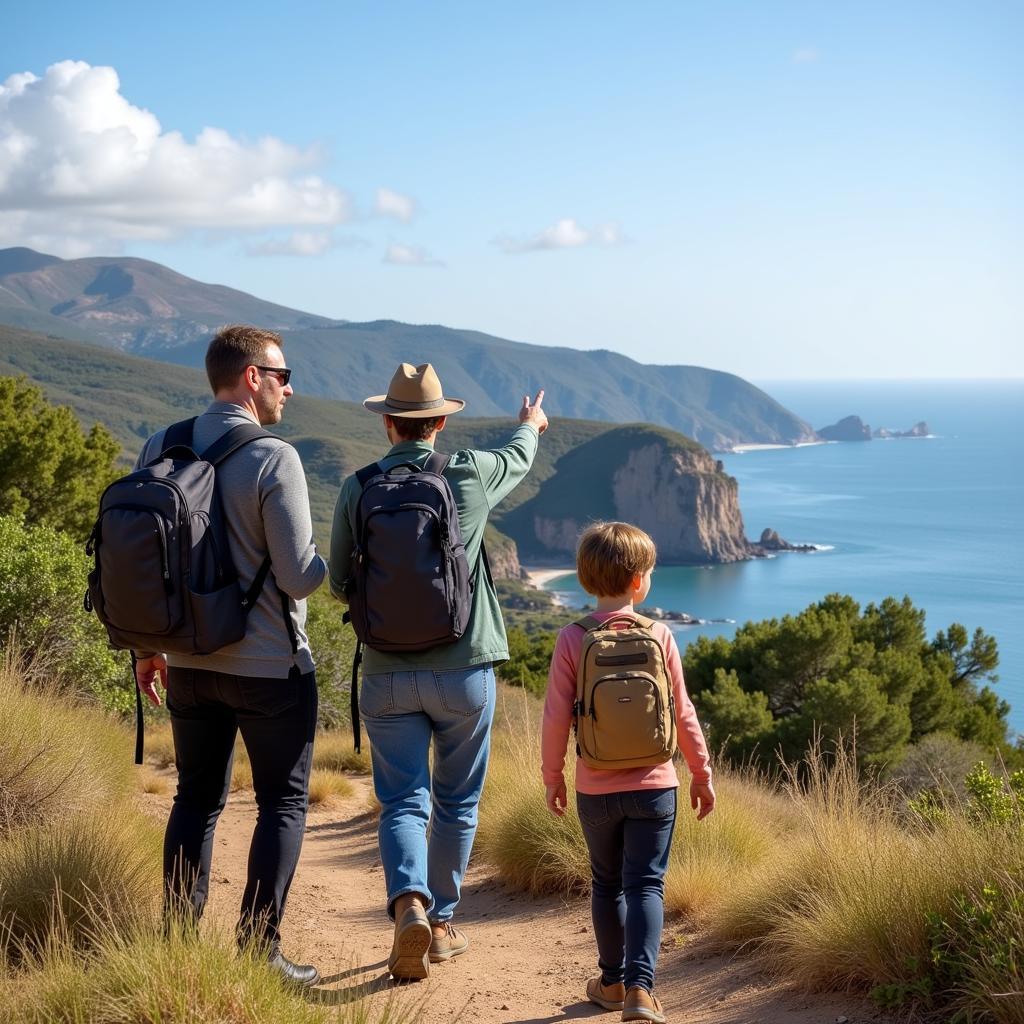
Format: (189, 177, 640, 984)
(1, 922, 412, 1024)
(305, 588, 358, 728)
(0, 375, 120, 542)
(0, 808, 160, 957)
(308, 769, 354, 807)
(501, 627, 556, 697)
(313, 729, 372, 774)
(0, 515, 132, 713)
(0, 661, 134, 834)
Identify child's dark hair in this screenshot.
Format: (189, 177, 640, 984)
(576, 521, 657, 597)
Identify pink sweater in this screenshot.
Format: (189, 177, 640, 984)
(541, 608, 713, 795)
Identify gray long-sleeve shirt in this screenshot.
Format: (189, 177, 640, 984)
(136, 401, 327, 678)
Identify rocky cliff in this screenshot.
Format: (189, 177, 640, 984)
(502, 431, 759, 564)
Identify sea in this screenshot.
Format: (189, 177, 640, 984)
(539, 379, 1024, 733)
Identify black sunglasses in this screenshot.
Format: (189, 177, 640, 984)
(254, 365, 292, 386)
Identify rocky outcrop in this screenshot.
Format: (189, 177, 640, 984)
(755, 528, 816, 553)
(818, 415, 872, 441)
(484, 528, 527, 580)
(529, 442, 758, 565)
(874, 421, 930, 439)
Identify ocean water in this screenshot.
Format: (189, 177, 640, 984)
(541, 380, 1024, 732)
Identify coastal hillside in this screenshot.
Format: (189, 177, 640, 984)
(0, 324, 771, 565)
(0, 247, 815, 450)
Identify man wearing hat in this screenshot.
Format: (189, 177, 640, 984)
(329, 363, 547, 980)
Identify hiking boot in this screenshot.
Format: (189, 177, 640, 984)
(429, 921, 469, 962)
(388, 898, 432, 981)
(586, 975, 626, 1010)
(622, 986, 667, 1023)
(266, 945, 321, 988)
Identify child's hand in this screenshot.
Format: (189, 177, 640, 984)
(690, 779, 716, 821)
(545, 781, 567, 817)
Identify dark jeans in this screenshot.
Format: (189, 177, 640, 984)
(164, 666, 317, 946)
(576, 787, 677, 993)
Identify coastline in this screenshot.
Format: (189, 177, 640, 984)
(523, 566, 576, 589)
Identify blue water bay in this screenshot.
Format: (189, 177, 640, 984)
(542, 380, 1024, 732)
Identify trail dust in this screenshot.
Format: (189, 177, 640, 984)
(142, 774, 894, 1024)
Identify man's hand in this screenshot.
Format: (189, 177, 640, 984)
(690, 779, 716, 821)
(519, 389, 548, 435)
(134, 654, 168, 707)
(545, 780, 567, 817)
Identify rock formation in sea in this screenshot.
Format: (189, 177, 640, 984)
(817, 415, 872, 441)
(874, 421, 930, 439)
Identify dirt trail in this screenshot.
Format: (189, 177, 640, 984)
(144, 775, 892, 1024)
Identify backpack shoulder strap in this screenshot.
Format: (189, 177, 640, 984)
(355, 462, 383, 488)
(423, 451, 451, 476)
(574, 615, 605, 632)
(201, 422, 277, 466)
(631, 614, 656, 630)
(155, 417, 198, 462)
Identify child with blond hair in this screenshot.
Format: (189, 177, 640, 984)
(541, 522, 715, 1022)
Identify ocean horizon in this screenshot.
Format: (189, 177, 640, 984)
(540, 378, 1024, 734)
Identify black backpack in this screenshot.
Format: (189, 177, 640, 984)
(85, 418, 295, 760)
(344, 453, 474, 750)
(345, 452, 472, 652)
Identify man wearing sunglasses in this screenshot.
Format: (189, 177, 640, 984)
(132, 324, 327, 987)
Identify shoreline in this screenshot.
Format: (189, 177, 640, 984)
(523, 566, 576, 589)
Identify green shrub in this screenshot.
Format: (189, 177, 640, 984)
(500, 627, 556, 697)
(305, 588, 357, 728)
(0, 515, 132, 713)
(0, 375, 120, 542)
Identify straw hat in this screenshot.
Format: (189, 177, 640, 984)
(363, 362, 466, 418)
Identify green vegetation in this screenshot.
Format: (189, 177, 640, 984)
(0, 376, 119, 540)
(682, 593, 1009, 769)
(0, 514, 133, 713)
(478, 691, 1024, 1022)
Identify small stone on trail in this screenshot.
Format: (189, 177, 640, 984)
(500, 1005, 510, 1011)
(578, 926, 588, 932)
(836, 1017, 849, 1023)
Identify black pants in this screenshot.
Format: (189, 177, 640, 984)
(164, 666, 317, 945)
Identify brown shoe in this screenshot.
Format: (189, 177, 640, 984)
(429, 921, 469, 962)
(387, 898, 432, 981)
(622, 986, 666, 1023)
(586, 975, 626, 1011)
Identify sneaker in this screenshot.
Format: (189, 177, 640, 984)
(622, 986, 667, 1023)
(429, 921, 470, 962)
(387, 901, 432, 981)
(586, 975, 626, 1010)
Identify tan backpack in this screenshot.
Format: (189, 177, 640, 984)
(574, 613, 677, 770)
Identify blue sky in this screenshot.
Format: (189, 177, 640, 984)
(1, 1, 1020, 378)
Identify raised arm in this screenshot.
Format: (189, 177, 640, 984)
(473, 389, 548, 509)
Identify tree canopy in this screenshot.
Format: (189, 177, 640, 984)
(0, 376, 120, 541)
(683, 593, 1006, 768)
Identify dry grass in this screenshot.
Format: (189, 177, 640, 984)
(138, 768, 170, 795)
(313, 730, 372, 774)
(308, 769, 355, 807)
(0, 661, 134, 835)
(1, 920, 414, 1024)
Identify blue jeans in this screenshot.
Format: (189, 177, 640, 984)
(360, 664, 495, 922)
(576, 787, 677, 993)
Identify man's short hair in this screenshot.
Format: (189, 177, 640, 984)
(205, 324, 284, 393)
(576, 521, 658, 598)
(389, 415, 442, 441)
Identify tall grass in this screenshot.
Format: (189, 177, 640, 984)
(0, 659, 133, 833)
(1, 921, 411, 1024)
(480, 710, 1024, 1016)
(0, 808, 160, 956)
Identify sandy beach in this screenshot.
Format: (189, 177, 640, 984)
(523, 566, 576, 589)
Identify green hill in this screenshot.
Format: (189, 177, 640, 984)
(0, 247, 815, 450)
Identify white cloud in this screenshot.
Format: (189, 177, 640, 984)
(792, 48, 820, 64)
(375, 187, 416, 222)
(246, 231, 337, 257)
(0, 60, 352, 255)
(496, 217, 625, 254)
(383, 243, 443, 267)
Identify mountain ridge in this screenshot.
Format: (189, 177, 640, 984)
(0, 247, 815, 451)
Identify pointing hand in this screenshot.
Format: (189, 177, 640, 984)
(519, 388, 548, 435)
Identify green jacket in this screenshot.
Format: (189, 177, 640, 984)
(328, 423, 539, 673)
